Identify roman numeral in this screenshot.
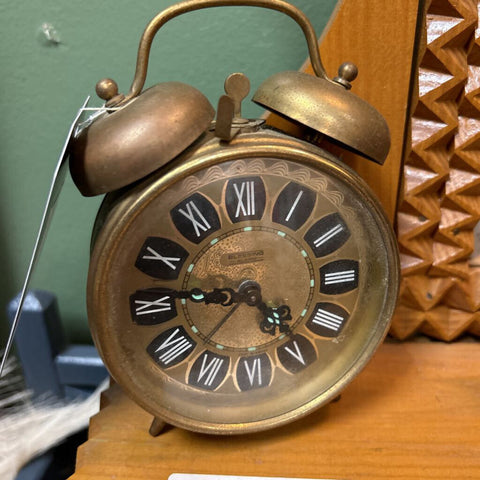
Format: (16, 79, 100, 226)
(155, 328, 192, 364)
(142, 247, 181, 270)
(171, 193, 221, 244)
(277, 335, 316, 374)
(324, 270, 356, 285)
(233, 181, 256, 217)
(272, 182, 316, 231)
(178, 200, 211, 237)
(320, 260, 359, 295)
(284, 341, 305, 365)
(244, 357, 262, 385)
(306, 303, 349, 337)
(236, 353, 272, 391)
(188, 351, 229, 391)
(312, 308, 344, 331)
(304, 213, 350, 257)
(225, 176, 265, 222)
(197, 356, 224, 386)
(313, 224, 344, 248)
(130, 288, 177, 325)
(147, 326, 196, 369)
(135, 296, 172, 315)
(284, 190, 304, 222)
(135, 237, 188, 280)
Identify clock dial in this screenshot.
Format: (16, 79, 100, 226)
(88, 134, 398, 434)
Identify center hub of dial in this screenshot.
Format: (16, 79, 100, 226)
(181, 226, 315, 350)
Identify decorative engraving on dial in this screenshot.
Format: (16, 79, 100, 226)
(135, 237, 189, 280)
(272, 181, 316, 230)
(225, 176, 266, 222)
(277, 334, 317, 373)
(320, 260, 359, 295)
(129, 288, 177, 325)
(188, 350, 230, 391)
(170, 193, 221, 244)
(306, 303, 349, 337)
(147, 326, 196, 369)
(236, 353, 272, 391)
(304, 213, 350, 257)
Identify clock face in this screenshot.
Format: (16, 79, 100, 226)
(88, 143, 398, 433)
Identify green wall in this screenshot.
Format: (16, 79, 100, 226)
(0, 0, 337, 344)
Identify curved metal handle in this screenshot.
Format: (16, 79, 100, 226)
(103, 0, 332, 106)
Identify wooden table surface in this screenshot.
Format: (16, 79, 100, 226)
(70, 342, 480, 480)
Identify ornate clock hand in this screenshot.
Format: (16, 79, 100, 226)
(169, 287, 236, 306)
(167, 283, 292, 338)
(257, 303, 292, 336)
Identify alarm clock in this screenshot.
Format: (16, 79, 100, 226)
(69, 0, 399, 435)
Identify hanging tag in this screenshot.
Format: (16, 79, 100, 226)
(0, 97, 91, 376)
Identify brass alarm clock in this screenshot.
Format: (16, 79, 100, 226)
(70, 0, 399, 435)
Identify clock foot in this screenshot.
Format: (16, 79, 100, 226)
(332, 394, 342, 403)
(149, 417, 167, 437)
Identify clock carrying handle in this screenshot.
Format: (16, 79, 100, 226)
(107, 0, 333, 106)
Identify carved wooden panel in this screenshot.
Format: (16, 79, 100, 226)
(268, 0, 480, 340)
(392, 0, 480, 340)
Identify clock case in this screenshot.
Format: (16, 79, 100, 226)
(69, 0, 399, 435)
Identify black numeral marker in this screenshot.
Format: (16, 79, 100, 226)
(272, 182, 316, 230)
(320, 260, 359, 295)
(130, 288, 177, 325)
(304, 213, 350, 257)
(225, 176, 266, 222)
(147, 326, 196, 368)
(188, 350, 229, 391)
(277, 335, 316, 373)
(171, 193, 220, 243)
(135, 237, 189, 279)
(307, 303, 349, 337)
(236, 353, 272, 391)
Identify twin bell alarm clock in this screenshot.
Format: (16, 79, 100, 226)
(69, 0, 399, 435)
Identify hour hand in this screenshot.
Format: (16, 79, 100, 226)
(171, 287, 237, 306)
(258, 304, 292, 336)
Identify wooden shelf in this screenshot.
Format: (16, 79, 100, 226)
(70, 342, 480, 480)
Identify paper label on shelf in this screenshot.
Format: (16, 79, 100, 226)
(170, 475, 338, 480)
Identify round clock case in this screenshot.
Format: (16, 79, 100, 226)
(87, 126, 399, 434)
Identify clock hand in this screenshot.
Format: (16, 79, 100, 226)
(167, 282, 292, 338)
(257, 303, 292, 336)
(169, 287, 237, 306)
(203, 302, 242, 344)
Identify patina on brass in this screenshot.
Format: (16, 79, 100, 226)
(108, 0, 335, 107)
(253, 66, 391, 165)
(71, 0, 391, 196)
(87, 126, 400, 435)
(70, 82, 214, 196)
(215, 73, 251, 141)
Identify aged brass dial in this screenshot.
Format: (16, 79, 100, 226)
(87, 129, 399, 434)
